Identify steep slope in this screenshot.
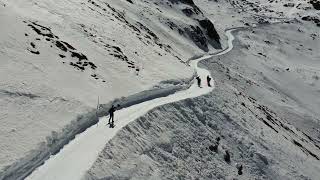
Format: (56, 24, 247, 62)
(84, 1, 320, 179)
(0, 0, 222, 177)
(1, 0, 319, 179)
(85, 21, 320, 180)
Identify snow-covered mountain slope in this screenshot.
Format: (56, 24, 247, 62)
(26, 32, 233, 179)
(0, 0, 224, 177)
(85, 21, 320, 180)
(195, 0, 320, 29)
(83, 1, 320, 179)
(1, 0, 319, 179)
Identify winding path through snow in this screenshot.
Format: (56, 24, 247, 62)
(26, 29, 236, 180)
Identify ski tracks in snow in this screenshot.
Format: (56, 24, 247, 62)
(26, 29, 237, 180)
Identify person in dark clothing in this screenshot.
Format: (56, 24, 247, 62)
(207, 75, 212, 87)
(108, 104, 120, 127)
(108, 105, 116, 127)
(196, 76, 201, 88)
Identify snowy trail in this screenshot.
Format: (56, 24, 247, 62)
(26, 29, 236, 180)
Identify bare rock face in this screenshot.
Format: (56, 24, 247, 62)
(199, 19, 221, 48)
(182, 8, 194, 16)
(184, 25, 210, 51)
(310, 0, 320, 10)
(168, 0, 221, 51)
(302, 15, 320, 27)
(170, 0, 196, 5)
(283, 3, 295, 7)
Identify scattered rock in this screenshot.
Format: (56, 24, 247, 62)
(29, 50, 40, 55)
(310, 0, 320, 10)
(216, 137, 221, 142)
(255, 152, 268, 165)
(55, 41, 68, 52)
(283, 3, 295, 7)
(209, 144, 219, 153)
(182, 8, 194, 16)
(302, 16, 320, 27)
(30, 42, 36, 48)
(224, 150, 231, 163)
(237, 164, 243, 175)
(25, 21, 98, 75)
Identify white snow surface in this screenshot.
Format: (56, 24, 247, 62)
(1, 0, 320, 179)
(1, 0, 221, 175)
(26, 29, 236, 180)
(83, 21, 320, 180)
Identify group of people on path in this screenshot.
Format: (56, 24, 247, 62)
(107, 75, 212, 128)
(196, 75, 212, 88)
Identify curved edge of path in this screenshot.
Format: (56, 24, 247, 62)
(22, 28, 237, 180)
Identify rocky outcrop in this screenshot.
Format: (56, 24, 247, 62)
(310, 0, 320, 10)
(167, 0, 222, 51)
(302, 15, 320, 27)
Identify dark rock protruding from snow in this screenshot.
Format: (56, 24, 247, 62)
(25, 21, 98, 74)
(199, 19, 221, 49)
(224, 150, 231, 163)
(167, 0, 222, 51)
(184, 26, 209, 51)
(237, 164, 243, 175)
(302, 15, 320, 27)
(209, 144, 219, 152)
(310, 0, 320, 10)
(126, 0, 133, 4)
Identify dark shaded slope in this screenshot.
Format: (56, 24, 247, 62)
(168, 0, 221, 51)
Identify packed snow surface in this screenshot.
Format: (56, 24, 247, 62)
(26, 29, 236, 180)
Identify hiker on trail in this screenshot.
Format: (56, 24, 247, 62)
(207, 75, 212, 87)
(108, 105, 116, 127)
(108, 104, 120, 127)
(196, 76, 201, 88)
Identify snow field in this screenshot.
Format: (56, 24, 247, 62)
(25, 28, 236, 180)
